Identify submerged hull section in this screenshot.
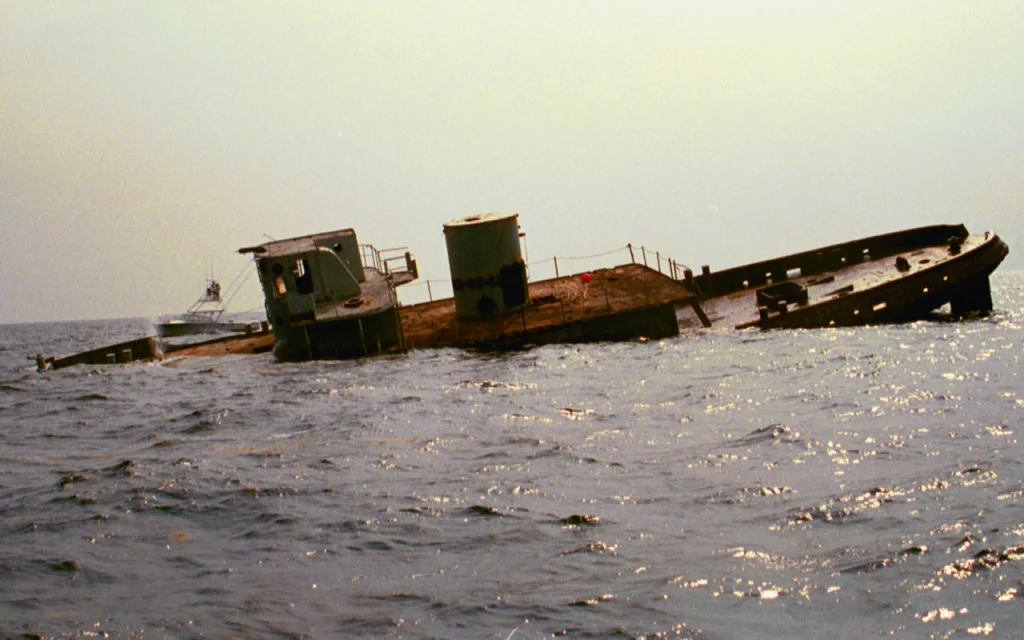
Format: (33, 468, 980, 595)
(678, 224, 1009, 331)
(42, 336, 161, 371)
(271, 308, 404, 361)
(401, 263, 691, 352)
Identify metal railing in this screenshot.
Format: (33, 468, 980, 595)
(359, 244, 415, 278)
(397, 243, 690, 306)
(359, 244, 384, 273)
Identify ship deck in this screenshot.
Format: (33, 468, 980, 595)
(678, 231, 1007, 330)
(295, 268, 402, 326)
(400, 263, 694, 349)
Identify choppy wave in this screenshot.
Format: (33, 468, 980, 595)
(0, 274, 1022, 638)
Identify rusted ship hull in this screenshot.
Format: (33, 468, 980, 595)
(39, 326, 276, 371)
(678, 224, 1009, 331)
(400, 263, 691, 351)
(158, 264, 689, 360)
(37, 222, 1009, 370)
(39, 336, 162, 371)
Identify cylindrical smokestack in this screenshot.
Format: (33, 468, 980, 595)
(443, 212, 528, 319)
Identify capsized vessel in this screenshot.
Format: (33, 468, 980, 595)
(677, 224, 1009, 330)
(239, 213, 694, 361)
(35, 220, 1010, 370)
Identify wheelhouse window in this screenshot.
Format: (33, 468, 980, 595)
(270, 262, 288, 296)
(295, 258, 314, 294)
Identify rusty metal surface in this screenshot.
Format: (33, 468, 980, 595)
(677, 229, 1009, 331)
(164, 329, 275, 358)
(400, 263, 694, 349)
(49, 336, 160, 370)
(238, 228, 357, 259)
(39, 225, 1009, 368)
(165, 264, 694, 357)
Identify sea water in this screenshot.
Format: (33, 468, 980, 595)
(1, 272, 1023, 639)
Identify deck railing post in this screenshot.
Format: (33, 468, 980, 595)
(657, 252, 661, 273)
(642, 247, 647, 267)
(628, 243, 635, 263)
(554, 256, 559, 278)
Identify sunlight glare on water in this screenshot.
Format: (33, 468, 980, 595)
(0, 272, 1022, 638)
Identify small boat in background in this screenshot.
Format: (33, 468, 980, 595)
(156, 274, 252, 337)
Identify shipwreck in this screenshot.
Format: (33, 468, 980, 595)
(36, 217, 1008, 370)
(235, 213, 691, 361)
(676, 224, 1008, 331)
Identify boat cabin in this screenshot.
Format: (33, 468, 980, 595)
(239, 228, 417, 360)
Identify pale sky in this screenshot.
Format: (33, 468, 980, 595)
(2, 1, 1021, 324)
